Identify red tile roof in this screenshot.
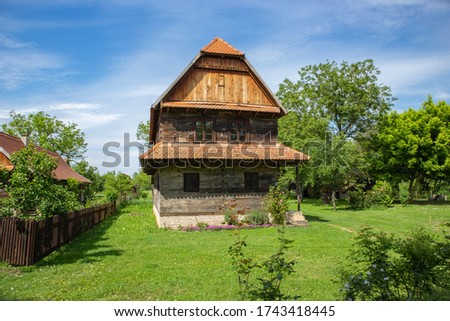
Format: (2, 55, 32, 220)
(0, 132, 91, 184)
(201, 37, 244, 56)
(162, 101, 280, 114)
(140, 142, 309, 162)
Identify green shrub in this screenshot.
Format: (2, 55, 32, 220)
(265, 185, 288, 224)
(244, 210, 269, 225)
(398, 181, 410, 205)
(369, 180, 393, 207)
(348, 188, 367, 209)
(340, 226, 450, 301)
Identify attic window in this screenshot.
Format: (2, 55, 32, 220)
(195, 120, 214, 142)
(229, 119, 247, 142)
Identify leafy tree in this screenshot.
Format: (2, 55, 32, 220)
(2, 110, 87, 163)
(374, 97, 450, 198)
(73, 161, 105, 201)
(4, 146, 80, 218)
(277, 60, 393, 200)
(136, 120, 150, 142)
(277, 59, 395, 139)
(103, 171, 133, 201)
(307, 134, 369, 209)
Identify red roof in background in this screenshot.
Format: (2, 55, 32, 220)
(0, 132, 91, 184)
(140, 142, 309, 162)
(201, 37, 244, 56)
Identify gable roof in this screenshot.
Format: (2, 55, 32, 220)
(149, 37, 287, 142)
(201, 37, 244, 56)
(0, 132, 91, 184)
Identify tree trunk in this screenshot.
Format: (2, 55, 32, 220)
(408, 175, 415, 202)
(331, 191, 337, 211)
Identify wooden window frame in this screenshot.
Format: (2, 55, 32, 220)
(228, 118, 249, 142)
(183, 173, 200, 192)
(194, 119, 215, 143)
(244, 172, 259, 192)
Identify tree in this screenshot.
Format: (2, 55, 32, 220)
(73, 161, 105, 201)
(2, 111, 87, 163)
(374, 97, 450, 198)
(277, 59, 395, 139)
(136, 120, 150, 142)
(103, 171, 133, 201)
(3, 146, 80, 218)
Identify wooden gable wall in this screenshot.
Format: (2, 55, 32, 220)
(0, 152, 13, 171)
(165, 56, 276, 106)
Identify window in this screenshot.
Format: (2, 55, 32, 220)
(229, 119, 247, 142)
(195, 120, 214, 142)
(244, 172, 259, 192)
(184, 173, 199, 192)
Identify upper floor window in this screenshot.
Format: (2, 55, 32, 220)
(229, 119, 247, 142)
(195, 120, 214, 142)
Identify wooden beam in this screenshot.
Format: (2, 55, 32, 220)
(296, 164, 301, 212)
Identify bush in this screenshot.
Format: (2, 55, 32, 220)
(340, 226, 450, 300)
(228, 228, 299, 300)
(369, 180, 393, 207)
(244, 210, 270, 225)
(348, 188, 367, 209)
(265, 185, 289, 224)
(398, 181, 410, 205)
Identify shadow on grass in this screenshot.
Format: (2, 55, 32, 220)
(303, 215, 330, 223)
(36, 210, 124, 267)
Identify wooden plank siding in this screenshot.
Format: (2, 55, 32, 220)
(158, 109, 278, 143)
(0, 202, 117, 266)
(165, 68, 274, 106)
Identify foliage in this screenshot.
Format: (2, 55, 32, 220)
(374, 97, 450, 200)
(265, 185, 288, 224)
(73, 161, 105, 201)
(398, 181, 410, 206)
(136, 120, 150, 143)
(221, 198, 248, 226)
(367, 180, 393, 208)
(228, 228, 298, 300)
(340, 226, 450, 300)
(244, 210, 270, 225)
(131, 171, 151, 198)
(348, 188, 367, 209)
(277, 59, 394, 139)
(4, 146, 80, 218)
(2, 110, 87, 163)
(103, 171, 133, 201)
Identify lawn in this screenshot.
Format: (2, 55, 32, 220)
(0, 196, 448, 301)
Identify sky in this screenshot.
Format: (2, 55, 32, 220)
(0, 0, 449, 174)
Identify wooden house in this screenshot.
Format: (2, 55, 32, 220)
(0, 132, 91, 198)
(140, 38, 309, 228)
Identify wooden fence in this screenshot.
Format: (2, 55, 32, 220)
(0, 201, 118, 266)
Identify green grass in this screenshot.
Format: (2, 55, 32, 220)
(0, 197, 448, 301)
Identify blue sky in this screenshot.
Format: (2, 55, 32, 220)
(1, 0, 449, 174)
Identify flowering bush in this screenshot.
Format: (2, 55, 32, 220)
(265, 185, 289, 224)
(368, 180, 393, 207)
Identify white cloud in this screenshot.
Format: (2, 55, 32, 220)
(48, 103, 101, 111)
(378, 55, 450, 93)
(0, 34, 33, 49)
(0, 51, 66, 89)
(60, 111, 122, 130)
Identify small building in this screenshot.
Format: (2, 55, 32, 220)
(0, 132, 91, 198)
(140, 38, 309, 228)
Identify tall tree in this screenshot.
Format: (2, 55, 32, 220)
(2, 111, 87, 163)
(277, 59, 395, 139)
(374, 97, 450, 197)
